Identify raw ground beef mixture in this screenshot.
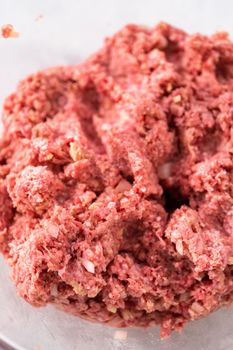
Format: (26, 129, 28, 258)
(1, 22, 233, 337)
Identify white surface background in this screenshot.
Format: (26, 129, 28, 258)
(1, 1, 233, 349)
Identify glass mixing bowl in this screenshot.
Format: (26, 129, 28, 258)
(1, 1, 233, 349)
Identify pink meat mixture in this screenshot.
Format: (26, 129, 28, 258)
(1, 23, 233, 337)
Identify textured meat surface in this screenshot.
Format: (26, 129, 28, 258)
(1, 22, 233, 337)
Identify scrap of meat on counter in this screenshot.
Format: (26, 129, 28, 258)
(1, 24, 19, 38)
(1, 22, 233, 338)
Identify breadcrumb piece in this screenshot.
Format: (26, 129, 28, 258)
(173, 95, 182, 103)
(114, 330, 128, 340)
